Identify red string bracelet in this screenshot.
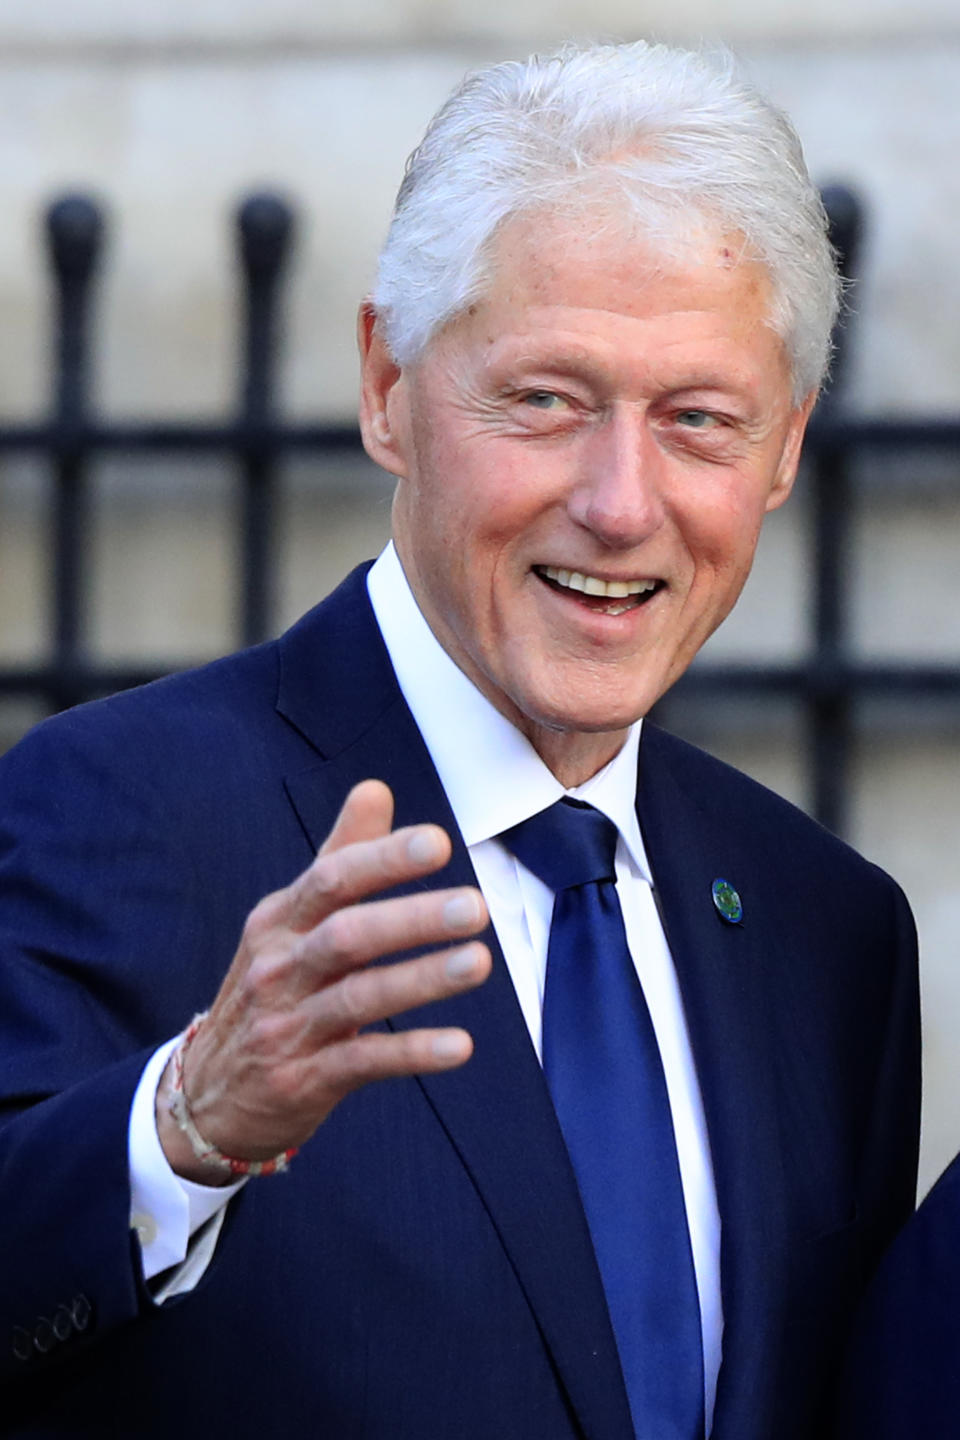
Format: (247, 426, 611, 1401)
(168, 1012, 298, 1178)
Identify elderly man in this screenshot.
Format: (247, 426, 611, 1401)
(1, 40, 918, 1440)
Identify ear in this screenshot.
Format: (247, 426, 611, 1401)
(764, 388, 818, 513)
(357, 301, 411, 479)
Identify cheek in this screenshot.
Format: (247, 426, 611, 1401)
(396, 462, 468, 562)
(683, 483, 768, 578)
(436, 479, 540, 566)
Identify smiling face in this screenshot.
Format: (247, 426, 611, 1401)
(359, 213, 815, 786)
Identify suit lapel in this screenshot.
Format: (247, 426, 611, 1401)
(638, 726, 792, 1440)
(277, 568, 635, 1440)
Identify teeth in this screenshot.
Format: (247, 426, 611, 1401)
(540, 566, 656, 598)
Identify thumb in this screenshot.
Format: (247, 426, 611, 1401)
(319, 779, 395, 855)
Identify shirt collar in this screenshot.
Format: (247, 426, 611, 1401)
(366, 543, 652, 881)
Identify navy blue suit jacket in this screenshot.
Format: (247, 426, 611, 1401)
(835, 1151, 960, 1438)
(0, 566, 920, 1439)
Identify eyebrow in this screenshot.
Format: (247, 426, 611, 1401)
(659, 375, 757, 398)
(495, 344, 603, 378)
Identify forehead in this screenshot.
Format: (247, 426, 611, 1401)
(432, 209, 788, 395)
(498, 208, 767, 306)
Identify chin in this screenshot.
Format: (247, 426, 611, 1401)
(519, 691, 653, 738)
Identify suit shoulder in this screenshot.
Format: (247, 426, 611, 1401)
(644, 723, 903, 897)
(0, 572, 375, 822)
(3, 637, 282, 769)
(1, 562, 378, 777)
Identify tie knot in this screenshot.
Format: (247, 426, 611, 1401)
(500, 799, 618, 892)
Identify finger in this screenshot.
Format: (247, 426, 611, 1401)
(198, 1026, 480, 1157)
(319, 779, 394, 856)
(239, 780, 399, 940)
(317, 1025, 478, 1100)
(285, 822, 453, 935)
(299, 939, 492, 1043)
(284, 885, 487, 992)
(181, 950, 487, 1159)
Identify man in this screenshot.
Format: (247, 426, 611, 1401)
(0, 40, 918, 1440)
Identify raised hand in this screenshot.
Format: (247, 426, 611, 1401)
(156, 779, 491, 1182)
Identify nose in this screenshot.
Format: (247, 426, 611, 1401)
(566, 408, 666, 548)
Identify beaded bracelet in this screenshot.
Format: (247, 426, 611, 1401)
(168, 1012, 298, 1178)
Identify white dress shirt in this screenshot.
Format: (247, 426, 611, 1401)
(127, 543, 722, 1424)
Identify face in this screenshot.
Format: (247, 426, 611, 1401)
(359, 214, 814, 785)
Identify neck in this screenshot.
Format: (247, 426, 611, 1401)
(524, 722, 630, 789)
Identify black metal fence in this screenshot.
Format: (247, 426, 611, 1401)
(2, 187, 959, 836)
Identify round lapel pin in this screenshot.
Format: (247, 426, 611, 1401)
(711, 878, 743, 925)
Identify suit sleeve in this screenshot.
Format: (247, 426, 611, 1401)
(856, 876, 921, 1267)
(0, 706, 238, 1384)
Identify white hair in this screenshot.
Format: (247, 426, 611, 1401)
(372, 41, 840, 401)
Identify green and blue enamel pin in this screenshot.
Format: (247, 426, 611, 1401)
(711, 878, 743, 925)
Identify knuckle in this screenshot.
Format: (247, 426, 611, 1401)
(400, 1031, 433, 1069)
(244, 890, 287, 942)
(245, 1008, 288, 1060)
(239, 953, 285, 1007)
(331, 969, 370, 1029)
(338, 1035, 383, 1088)
(308, 855, 349, 910)
(318, 907, 361, 969)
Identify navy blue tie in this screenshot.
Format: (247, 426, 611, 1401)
(501, 799, 704, 1440)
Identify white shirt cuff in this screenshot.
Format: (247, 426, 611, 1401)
(128, 1036, 245, 1293)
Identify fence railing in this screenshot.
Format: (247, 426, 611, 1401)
(1, 186, 959, 836)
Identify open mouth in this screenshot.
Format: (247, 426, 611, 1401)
(535, 565, 661, 617)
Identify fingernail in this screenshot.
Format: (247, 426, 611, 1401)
(408, 830, 442, 866)
(446, 946, 478, 981)
(433, 1032, 469, 1061)
(444, 893, 481, 930)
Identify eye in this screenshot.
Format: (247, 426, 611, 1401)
(675, 409, 718, 429)
(522, 390, 567, 410)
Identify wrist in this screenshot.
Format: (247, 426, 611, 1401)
(155, 1048, 235, 1187)
(158, 1014, 298, 1183)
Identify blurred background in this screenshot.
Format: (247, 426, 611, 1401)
(1, 0, 959, 1195)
